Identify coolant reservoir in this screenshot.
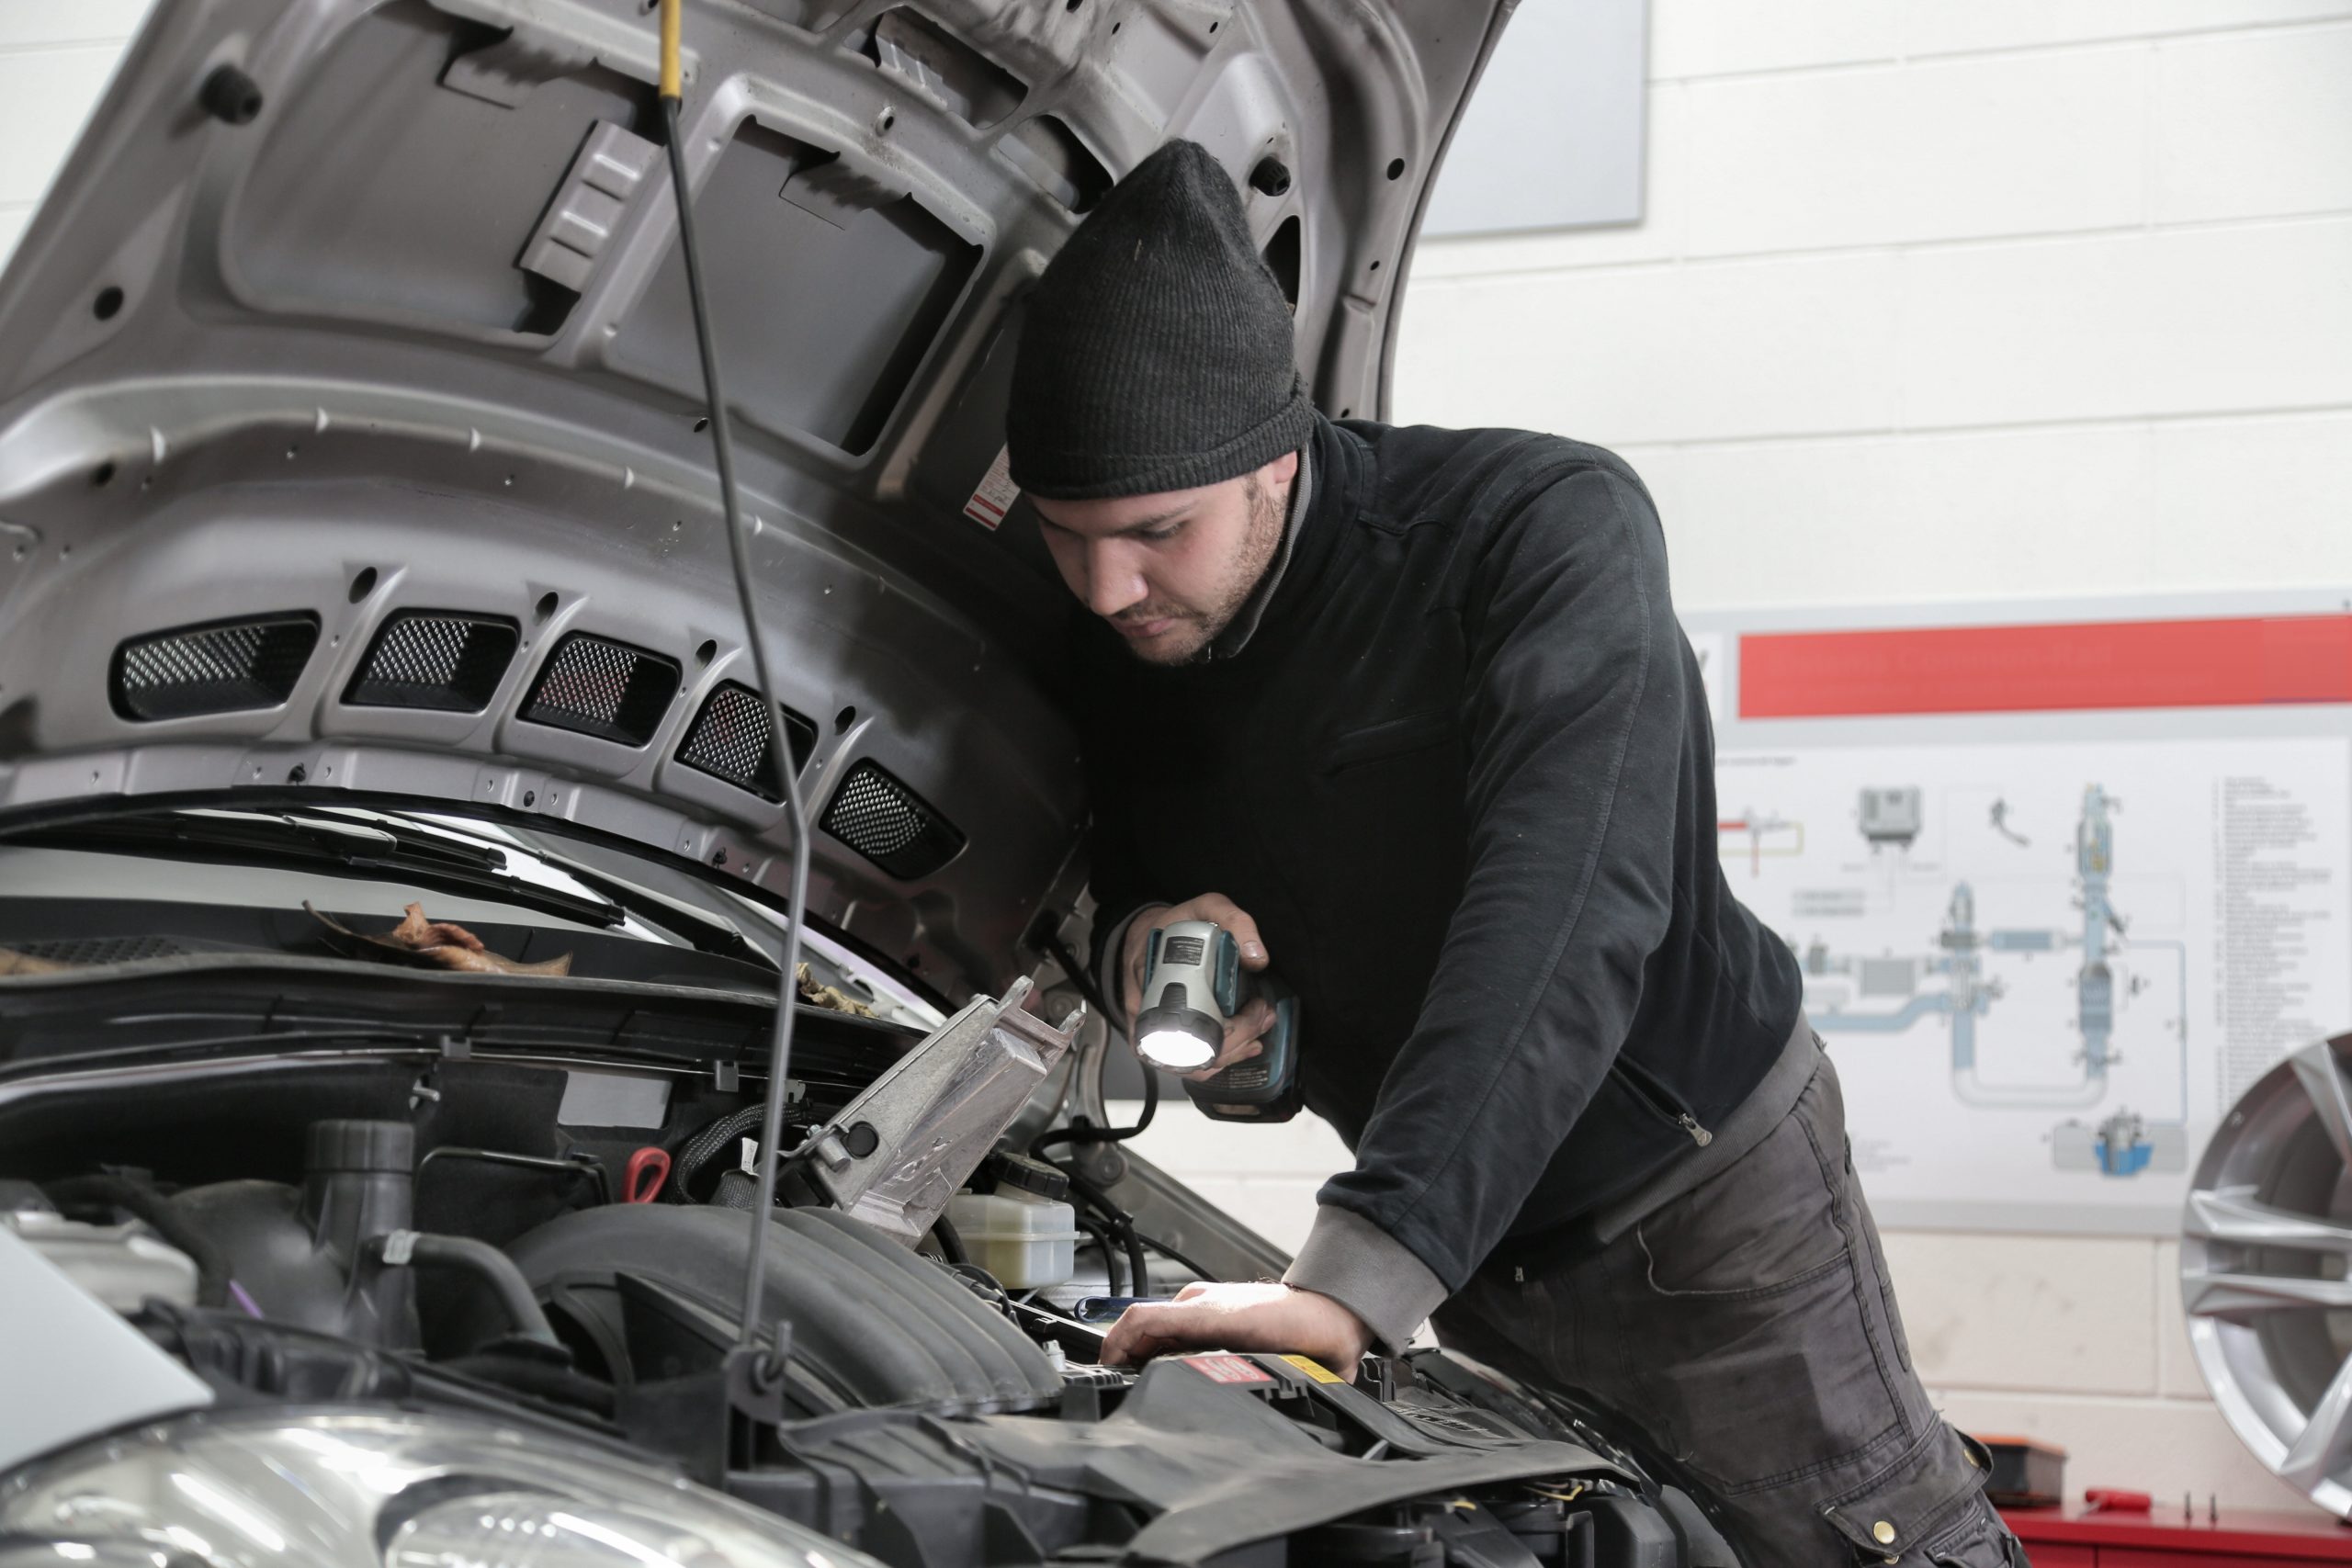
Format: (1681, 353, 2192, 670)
(945, 1188, 1080, 1290)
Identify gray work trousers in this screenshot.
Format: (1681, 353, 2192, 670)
(1433, 1048, 2023, 1567)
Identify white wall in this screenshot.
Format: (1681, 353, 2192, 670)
(1380, 0, 2352, 1513)
(0, 2, 152, 255)
(8, 0, 2349, 1517)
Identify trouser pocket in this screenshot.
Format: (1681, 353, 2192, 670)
(1822, 1426, 2011, 1565)
(1614, 1070, 1909, 1494)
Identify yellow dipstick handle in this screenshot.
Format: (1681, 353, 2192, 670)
(659, 0, 684, 101)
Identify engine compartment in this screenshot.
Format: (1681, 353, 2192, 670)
(0, 996, 1741, 1568)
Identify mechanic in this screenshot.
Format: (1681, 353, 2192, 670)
(1002, 141, 2019, 1568)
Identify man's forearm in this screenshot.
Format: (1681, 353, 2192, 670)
(1283, 1203, 1448, 1357)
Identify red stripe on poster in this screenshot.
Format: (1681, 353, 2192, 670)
(1738, 614, 2352, 719)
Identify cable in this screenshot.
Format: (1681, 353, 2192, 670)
(658, 0, 813, 1352)
(1075, 1215, 1122, 1296)
(1029, 923, 1159, 1153)
(1047, 1156, 1152, 1299)
(417, 1146, 611, 1209)
(1129, 1229, 1216, 1283)
(1116, 1214, 1149, 1296)
(1036, 926, 1117, 1031)
(1031, 1069, 1157, 1155)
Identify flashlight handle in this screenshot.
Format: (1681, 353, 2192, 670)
(1141, 919, 1241, 1015)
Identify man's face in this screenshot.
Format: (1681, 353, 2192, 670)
(1033, 450, 1298, 666)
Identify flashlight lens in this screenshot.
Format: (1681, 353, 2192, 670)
(1139, 1030, 1216, 1070)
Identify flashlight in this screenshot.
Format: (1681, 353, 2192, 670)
(1134, 919, 1228, 1070)
(1134, 919, 1303, 1122)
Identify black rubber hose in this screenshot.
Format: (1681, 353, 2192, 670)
(368, 1232, 557, 1347)
(929, 1213, 968, 1267)
(1117, 1216, 1152, 1299)
(47, 1173, 230, 1309)
(1054, 1160, 1154, 1299)
(666, 1104, 766, 1201)
(1075, 1216, 1121, 1295)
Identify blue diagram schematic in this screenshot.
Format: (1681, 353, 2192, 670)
(1711, 733, 2348, 1230)
(1798, 784, 2189, 1179)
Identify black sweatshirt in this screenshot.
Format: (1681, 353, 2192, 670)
(1073, 414, 1803, 1338)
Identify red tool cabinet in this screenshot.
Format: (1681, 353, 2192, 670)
(2003, 1504, 2352, 1565)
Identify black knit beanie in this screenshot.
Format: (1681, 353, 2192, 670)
(1006, 140, 1312, 501)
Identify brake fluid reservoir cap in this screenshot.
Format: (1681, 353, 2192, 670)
(989, 1152, 1070, 1201)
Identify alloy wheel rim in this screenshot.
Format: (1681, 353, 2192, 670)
(2184, 1032, 2352, 1516)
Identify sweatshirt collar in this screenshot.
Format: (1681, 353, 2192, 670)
(1205, 438, 1313, 660)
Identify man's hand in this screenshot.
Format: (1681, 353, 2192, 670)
(1120, 893, 1276, 1082)
(1098, 1280, 1373, 1371)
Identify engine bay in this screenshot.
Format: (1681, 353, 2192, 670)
(0, 970, 1739, 1568)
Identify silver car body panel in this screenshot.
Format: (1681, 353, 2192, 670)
(0, 0, 1513, 1001)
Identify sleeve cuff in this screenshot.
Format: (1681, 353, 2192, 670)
(1283, 1204, 1449, 1357)
(1094, 903, 1166, 1032)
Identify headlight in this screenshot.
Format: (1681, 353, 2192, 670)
(0, 1411, 879, 1568)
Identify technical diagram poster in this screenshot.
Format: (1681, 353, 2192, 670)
(1691, 598, 2352, 1235)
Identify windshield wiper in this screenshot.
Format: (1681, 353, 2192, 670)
(11, 811, 628, 931)
(499, 850, 781, 973)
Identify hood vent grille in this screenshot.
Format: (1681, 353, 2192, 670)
(821, 759, 966, 879)
(345, 611, 519, 712)
(521, 632, 681, 747)
(110, 614, 321, 722)
(677, 682, 820, 800)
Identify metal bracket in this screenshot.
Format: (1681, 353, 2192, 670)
(803, 978, 1082, 1243)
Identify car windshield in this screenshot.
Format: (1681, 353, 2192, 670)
(0, 801, 939, 1028)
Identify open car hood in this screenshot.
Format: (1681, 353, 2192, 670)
(0, 0, 1514, 1001)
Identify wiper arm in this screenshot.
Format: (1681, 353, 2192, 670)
(510, 853, 780, 972)
(12, 812, 627, 931)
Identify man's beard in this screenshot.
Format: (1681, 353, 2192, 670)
(1110, 475, 1285, 667)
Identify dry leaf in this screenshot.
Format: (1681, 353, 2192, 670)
(307, 901, 572, 977)
(0, 948, 69, 976)
(797, 962, 876, 1016)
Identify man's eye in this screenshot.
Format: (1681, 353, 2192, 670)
(1139, 523, 1182, 543)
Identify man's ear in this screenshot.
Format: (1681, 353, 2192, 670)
(1261, 449, 1301, 488)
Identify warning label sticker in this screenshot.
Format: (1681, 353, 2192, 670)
(1280, 1355, 1345, 1384)
(963, 445, 1019, 529)
(1182, 1354, 1274, 1386)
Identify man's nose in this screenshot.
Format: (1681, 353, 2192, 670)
(1084, 541, 1149, 618)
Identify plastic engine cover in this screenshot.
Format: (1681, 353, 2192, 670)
(502, 1204, 1061, 1414)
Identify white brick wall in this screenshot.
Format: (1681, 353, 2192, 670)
(6, 0, 2347, 1519)
(0, 1, 150, 254)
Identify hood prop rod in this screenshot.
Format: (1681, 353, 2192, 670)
(660, 0, 814, 1367)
